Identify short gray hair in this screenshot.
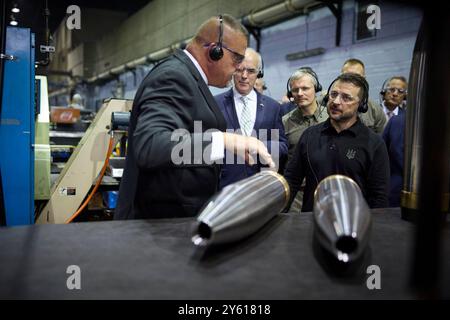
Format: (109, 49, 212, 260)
(245, 47, 262, 71)
(288, 70, 318, 89)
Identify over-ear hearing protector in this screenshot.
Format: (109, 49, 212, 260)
(379, 77, 390, 106)
(379, 77, 391, 96)
(209, 15, 224, 61)
(321, 73, 369, 113)
(286, 67, 322, 99)
(257, 57, 264, 79)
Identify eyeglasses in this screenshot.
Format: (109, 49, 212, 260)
(235, 67, 259, 75)
(329, 91, 359, 104)
(203, 43, 245, 64)
(222, 44, 245, 64)
(386, 87, 407, 94)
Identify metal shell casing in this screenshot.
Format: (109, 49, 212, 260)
(313, 175, 371, 263)
(192, 170, 289, 246)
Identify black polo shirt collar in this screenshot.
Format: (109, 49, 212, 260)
(321, 118, 364, 137)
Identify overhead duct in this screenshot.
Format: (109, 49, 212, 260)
(49, 0, 322, 97)
(86, 39, 192, 84)
(48, 37, 192, 98)
(242, 0, 320, 28)
(85, 0, 321, 85)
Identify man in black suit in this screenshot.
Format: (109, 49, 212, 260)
(215, 48, 288, 188)
(115, 15, 275, 220)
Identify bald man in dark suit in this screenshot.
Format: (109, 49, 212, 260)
(115, 15, 275, 220)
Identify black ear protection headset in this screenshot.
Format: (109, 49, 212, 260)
(209, 15, 224, 61)
(321, 73, 369, 113)
(379, 77, 391, 95)
(209, 15, 262, 77)
(379, 77, 391, 106)
(286, 67, 322, 99)
(257, 57, 264, 79)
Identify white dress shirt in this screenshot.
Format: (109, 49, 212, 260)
(382, 101, 399, 121)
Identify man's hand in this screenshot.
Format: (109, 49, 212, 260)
(223, 133, 276, 169)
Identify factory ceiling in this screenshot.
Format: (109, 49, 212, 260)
(6, 0, 152, 33)
(3, 0, 152, 67)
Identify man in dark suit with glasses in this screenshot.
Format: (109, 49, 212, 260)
(116, 15, 275, 220)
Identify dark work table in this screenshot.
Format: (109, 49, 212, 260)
(1, 208, 449, 300)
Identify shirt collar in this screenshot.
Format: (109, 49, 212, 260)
(233, 87, 257, 102)
(382, 101, 399, 115)
(292, 101, 321, 122)
(183, 49, 208, 85)
(322, 118, 362, 136)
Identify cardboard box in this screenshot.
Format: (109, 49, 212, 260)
(50, 107, 80, 124)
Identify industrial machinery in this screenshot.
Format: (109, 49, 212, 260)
(36, 98, 132, 224)
(34, 75, 51, 202)
(0, 27, 35, 226)
(0, 27, 131, 225)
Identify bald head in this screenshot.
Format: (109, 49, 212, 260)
(193, 14, 248, 45)
(186, 14, 249, 88)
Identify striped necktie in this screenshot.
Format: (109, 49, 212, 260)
(240, 96, 253, 136)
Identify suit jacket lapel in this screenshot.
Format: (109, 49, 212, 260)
(253, 92, 265, 131)
(223, 89, 241, 129)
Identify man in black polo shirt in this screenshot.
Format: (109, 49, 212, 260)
(284, 73, 389, 212)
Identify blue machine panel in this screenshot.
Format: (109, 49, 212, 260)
(0, 27, 35, 225)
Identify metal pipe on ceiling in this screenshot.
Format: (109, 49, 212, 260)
(85, 39, 191, 84)
(242, 0, 319, 28)
(87, 0, 320, 84)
